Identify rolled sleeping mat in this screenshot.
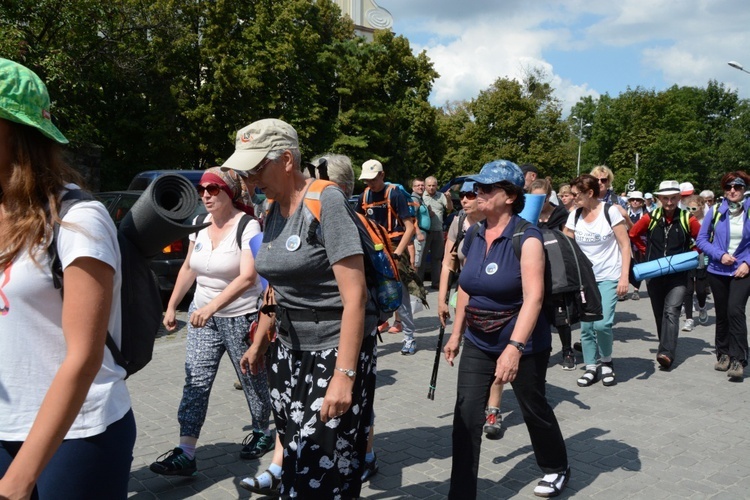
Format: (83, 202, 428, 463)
(119, 173, 210, 258)
(632, 251, 699, 282)
(249, 233, 269, 290)
(519, 193, 546, 225)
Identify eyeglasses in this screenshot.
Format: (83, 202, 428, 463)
(570, 190, 582, 197)
(473, 183, 504, 195)
(460, 191, 477, 200)
(197, 184, 222, 197)
(247, 157, 274, 177)
(686, 206, 699, 212)
(597, 177, 609, 184)
(725, 184, 745, 192)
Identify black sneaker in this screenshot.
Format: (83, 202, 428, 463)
(240, 430, 275, 460)
(361, 455, 379, 482)
(561, 349, 576, 371)
(149, 447, 197, 476)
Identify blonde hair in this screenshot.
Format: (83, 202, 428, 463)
(590, 165, 614, 184)
(558, 183, 571, 195)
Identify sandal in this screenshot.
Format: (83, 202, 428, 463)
(534, 466, 571, 497)
(240, 469, 281, 496)
(577, 368, 599, 387)
(599, 361, 616, 387)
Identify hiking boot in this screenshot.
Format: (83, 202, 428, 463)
(361, 455, 379, 482)
(698, 307, 708, 325)
(483, 407, 504, 439)
(377, 321, 390, 334)
(149, 447, 197, 476)
(631, 291, 640, 301)
(388, 321, 403, 334)
(240, 430, 275, 460)
(715, 354, 730, 371)
(561, 349, 576, 371)
(681, 319, 694, 332)
(401, 339, 416, 355)
(727, 360, 744, 380)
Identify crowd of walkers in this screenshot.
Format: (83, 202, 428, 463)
(2, 58, 750, 500)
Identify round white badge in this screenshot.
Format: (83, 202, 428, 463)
(194, 242, 203, 252)
(366, 208, 374, 216)
(485, 263, 498, 275)
(286, 235, 301, 252)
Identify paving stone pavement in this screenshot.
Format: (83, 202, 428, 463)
(127, 289, 750, 499)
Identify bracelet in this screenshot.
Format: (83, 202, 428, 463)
(507, 340, 525, 353)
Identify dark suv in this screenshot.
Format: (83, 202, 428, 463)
(97, 170, 206, 304)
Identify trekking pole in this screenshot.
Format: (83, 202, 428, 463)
(427, 322, 445, 400)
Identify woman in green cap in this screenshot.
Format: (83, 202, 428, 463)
(0, 58, 135, 499)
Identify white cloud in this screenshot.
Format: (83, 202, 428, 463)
(377, 0, 750, 109)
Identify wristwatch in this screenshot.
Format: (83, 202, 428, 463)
(336, 367, 356, 379)
(507, 340, 525, 353)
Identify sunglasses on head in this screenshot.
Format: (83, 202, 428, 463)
(197, 184, 222, 197)
(460, 191, 477, 200)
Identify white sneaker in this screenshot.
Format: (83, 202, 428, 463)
(682, 319, 694, 332)
(698, 307, 708, 325)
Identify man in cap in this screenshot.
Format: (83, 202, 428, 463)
(357, 159, 419, 355)
(629, 180, 701, 370)
(520, 164, 539, 192)
(644, 192, 655, 212)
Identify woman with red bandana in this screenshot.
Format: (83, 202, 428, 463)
(149, 167, 274, 477)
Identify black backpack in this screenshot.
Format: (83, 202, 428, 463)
(464, 218, 603, 327)
(50, 190, 163, 378)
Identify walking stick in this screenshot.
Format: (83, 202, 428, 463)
(428, 270, 457, 400)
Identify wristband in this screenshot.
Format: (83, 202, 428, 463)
(507, 340, 525, 353)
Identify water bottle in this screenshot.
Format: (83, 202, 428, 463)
(372, 243, 402, 312)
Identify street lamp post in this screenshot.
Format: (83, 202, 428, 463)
(728, 61, 750, 75)
(571, 115, 592, 176)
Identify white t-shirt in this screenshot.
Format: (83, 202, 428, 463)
(566, 204, 625, 282)
(0, 197, 130, 441)
(189, 213, 262, 317)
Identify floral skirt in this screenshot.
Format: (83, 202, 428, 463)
(269, 333, 377, 499)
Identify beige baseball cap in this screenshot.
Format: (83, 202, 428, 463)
(222, 118, 299, 172)
(359, 159, 384, 180)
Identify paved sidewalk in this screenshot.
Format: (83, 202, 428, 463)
(128, 290, 750, 499)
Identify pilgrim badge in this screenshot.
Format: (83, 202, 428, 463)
(485, 263, 498, 275)
(286, 235, 301, 252)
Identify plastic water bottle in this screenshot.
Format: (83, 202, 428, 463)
(372, 243, 402, 311)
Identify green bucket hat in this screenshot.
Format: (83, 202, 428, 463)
(0, 58, 68, 144)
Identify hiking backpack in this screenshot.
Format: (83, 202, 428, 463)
(361, 183, 416, 240)
(50, 189, 163, 378)
(464, 218, 603, 327)
(289, 180, 403, 314)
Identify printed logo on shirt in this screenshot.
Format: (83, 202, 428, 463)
(0, 264, 13, 316)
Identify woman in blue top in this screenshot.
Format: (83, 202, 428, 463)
(443, 160, 569, 499)
(696, 171, 750, 380)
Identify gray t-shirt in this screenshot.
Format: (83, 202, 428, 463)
(255, 184, 377, 350)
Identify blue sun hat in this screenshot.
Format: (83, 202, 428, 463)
(0, 58, 68, 144)
(459, 180, 475, 193)
(467, 160, 524, 188)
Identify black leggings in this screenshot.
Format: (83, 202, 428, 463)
(683, 270, 708, 320)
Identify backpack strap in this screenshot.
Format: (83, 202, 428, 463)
(235, 214, 253, 250)
(708, 205, 722, 243)
(452, 212, 468, 254)
(511, 219, 532, 261)
(578, 203, 613, 227)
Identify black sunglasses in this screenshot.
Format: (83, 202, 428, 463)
(725, 184, 745, 192)
(460, 191, 477, 200)
(197, 184, 222, 196)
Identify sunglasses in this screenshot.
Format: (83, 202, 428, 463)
(197, 184, 222, 197)
(597, 177, 609, 184)
(473, 183, 505, 195)
(686, 206, 699, 212)
(725, 184, 745, 192)
(460, 191, 477, 200)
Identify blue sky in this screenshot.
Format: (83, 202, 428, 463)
(376, 0, 750, 114)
